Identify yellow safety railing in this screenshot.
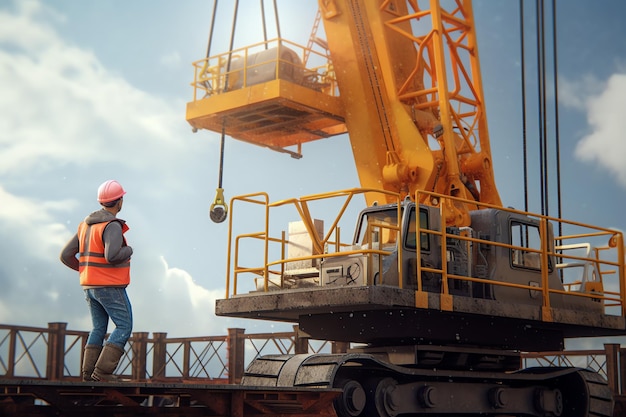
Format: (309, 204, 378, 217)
(414, 190, 625, 318)
(224, 188, 402, 297)
(190, 38, 338, 102)
(223, 188, 625, 319)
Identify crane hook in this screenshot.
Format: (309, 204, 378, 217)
(209, 111, 229, 223)
(209, 187, 228, 223)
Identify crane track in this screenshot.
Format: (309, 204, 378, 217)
(242, 353, 614, 417)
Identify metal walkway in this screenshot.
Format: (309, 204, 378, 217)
(0, 379, 340, 417)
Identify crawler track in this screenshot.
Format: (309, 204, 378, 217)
(243, 353, 614, 417)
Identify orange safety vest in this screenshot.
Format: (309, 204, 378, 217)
(77, 221, 130, 286)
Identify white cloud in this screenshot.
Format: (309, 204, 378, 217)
(0, 1, 221, 336)
(559, 72, 626, 189)
(0, 2, 193, 178)
(129, 257, 226, 337)
(0, 186, 73, 260)
(558, 74, 605, 112)
(572, 73, 626, 188)
(0, 0, 65, 49)
(159, 51, 182, 69)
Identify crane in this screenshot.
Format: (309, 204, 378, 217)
(186, 1, 626, 416)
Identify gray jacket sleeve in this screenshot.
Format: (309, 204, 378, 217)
(60, 234, 80, 271)
(102, 221, 133, 264)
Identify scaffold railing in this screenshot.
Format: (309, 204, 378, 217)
(1, 322, 624, 396)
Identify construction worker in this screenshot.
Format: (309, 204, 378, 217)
(60, 180, 133, 381)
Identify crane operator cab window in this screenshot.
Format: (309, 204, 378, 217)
(510, 221, 551, 271)
(404, 206, 440, 293)
(355, 208, 400, 249)
(355, 205, 430, 252)
(405, 207, 430, 252)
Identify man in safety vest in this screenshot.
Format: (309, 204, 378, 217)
(60, 180, 133, 381)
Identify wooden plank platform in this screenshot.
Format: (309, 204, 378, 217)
(0, 379, 340, 417)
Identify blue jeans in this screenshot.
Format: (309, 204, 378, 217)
(84, 287, 133, 349)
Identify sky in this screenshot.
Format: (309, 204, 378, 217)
(0, 0, 625, 352)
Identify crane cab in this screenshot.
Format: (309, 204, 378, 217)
(216, 189, 625, 351)
(320, 201, 605, 314)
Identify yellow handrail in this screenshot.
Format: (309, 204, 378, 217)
(414, 190, 625, 318)
(223, 188, 625, 320)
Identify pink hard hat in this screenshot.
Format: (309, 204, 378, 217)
(97, 180, 126, 203)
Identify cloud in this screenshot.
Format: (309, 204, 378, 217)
(159, 51, 182, 69)
(574, 74, 626, 187)
(129, 257, 225, 337)
(0, 186, 73, 261)
(0, 0, 224, 336)
(558, 74, 605, 112)
(0, 33, 184, 177)
(560, 73, 626, 189)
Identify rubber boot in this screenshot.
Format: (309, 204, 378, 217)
(82, 345, 102, 381)
(91, 343, 125, 382)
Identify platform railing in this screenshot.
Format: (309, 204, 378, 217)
(0, 323, 338, 383)
(1, 322, 624, 394)
(412, 190, 625, 318)
(226, 188, 402, 297)
(522, 344, 626, 396)
(190, 37, 337, 101)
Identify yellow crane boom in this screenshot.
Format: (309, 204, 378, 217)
(186, 0, 501, 226)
